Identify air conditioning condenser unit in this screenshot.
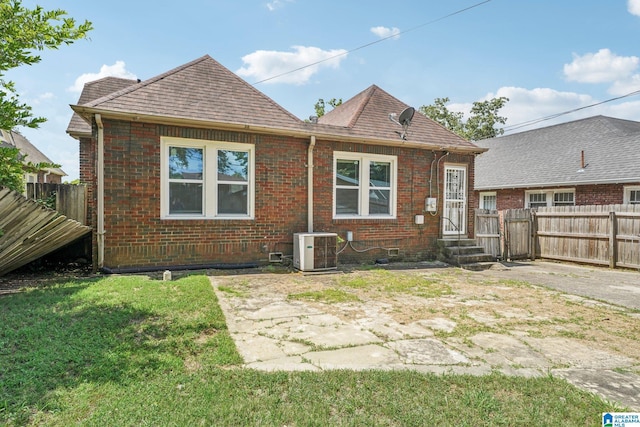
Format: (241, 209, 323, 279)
(293, 232, 338, 272)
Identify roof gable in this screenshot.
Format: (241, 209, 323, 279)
(475, 115, 640, 189)
(2, 131, 65, 176)
(67, 76, 139, 136)
(76, 55, 303, 130)
(318, 85, 477, 151)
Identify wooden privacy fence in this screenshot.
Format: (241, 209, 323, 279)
(536, 204, 640, 269)
(0, 187, 91, 276)
(26, 183, 87, 224)
(475, 205, 640, 269)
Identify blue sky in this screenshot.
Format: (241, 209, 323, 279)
(8, 0, 640, 181)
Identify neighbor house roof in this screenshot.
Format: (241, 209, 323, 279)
(318, 85, 481, 152)
(474, 115, 640, 190)
(70, 55, 484, 154)
(67, 76, 139, 137)
(0, 130, 66, 177)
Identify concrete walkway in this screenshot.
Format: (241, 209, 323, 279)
(210, 261, 640, 410)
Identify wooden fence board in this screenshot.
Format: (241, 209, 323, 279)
(0, 187, 91, 276)
(476, 205, 640, 269)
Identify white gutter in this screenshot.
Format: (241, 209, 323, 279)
(307, 135, 316, 233)
(95, 114, 105, 268)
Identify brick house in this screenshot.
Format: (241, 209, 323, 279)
(0, 129, 66, 185)
(474, 116, 640, 210)
(67, 55, 484, 271)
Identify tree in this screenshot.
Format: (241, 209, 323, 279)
(0, 0, 93, 130)
(313, 97, 342, 118)
(0, 1, 91, 190)
(0, 145, 60, 192)
(419, 96, 509, 141)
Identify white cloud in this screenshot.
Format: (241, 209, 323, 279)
(67, 61, 137, 93)
(370, 26, 400, 40)
(563, 49, 639, 84)
(628, 0, 640, 16)
(236, 45, 348, 85)
(266, 0, 293, 11)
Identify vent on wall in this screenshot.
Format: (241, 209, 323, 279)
(293, 232, 338, 272)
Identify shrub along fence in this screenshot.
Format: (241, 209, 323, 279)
(475, 204, 640, 270)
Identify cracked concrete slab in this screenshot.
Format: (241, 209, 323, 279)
(209, 262, 640, 410)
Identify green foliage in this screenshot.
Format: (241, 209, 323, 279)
(313, 97, 342, 118)
(0, 0, 93, 129)
(419, 96, 509, 141)
(0, 145, 61, 192)
(0, 145, 23, 191)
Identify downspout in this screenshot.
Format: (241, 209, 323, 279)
(307, 135, 316, 233)
(95, 114, 105, 268)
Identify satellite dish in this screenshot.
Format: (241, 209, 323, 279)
(398, 107, 415, 126)
(388, 106, 415, 140)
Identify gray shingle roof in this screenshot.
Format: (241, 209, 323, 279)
(67, 77, 139, 136)
(69, 55, 484, 153)
(474, 115, 640, 190)
(1, 130, 66, 176)
(318, 85, 479, 151)
(74, 55, 303, 130)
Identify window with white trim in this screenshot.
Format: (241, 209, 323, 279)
(525, 189, 575, 209)
(161, 137, 254, 219)
(479, 191, 497, 210)
(334, 152, 397, 218)
(624, 186, 640, 205)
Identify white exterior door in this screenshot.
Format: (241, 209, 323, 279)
(443, 165, 467, 236)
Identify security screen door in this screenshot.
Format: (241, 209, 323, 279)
(443, 165, 467, 236)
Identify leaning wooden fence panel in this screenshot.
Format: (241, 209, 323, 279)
(536, 204, 640, 269)
(0, 187, 91, 276)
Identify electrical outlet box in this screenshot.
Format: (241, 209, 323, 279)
(426, 197, 437, 213)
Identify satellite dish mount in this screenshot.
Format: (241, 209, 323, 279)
(388, 107, 415, 140)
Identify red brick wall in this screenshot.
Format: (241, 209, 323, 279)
(81, 119, 477, 269)
(475, 183, 634, 210)
(313, 142, 476, 263)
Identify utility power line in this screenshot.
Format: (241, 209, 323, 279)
(502, 88, 640, 134)
(252, 0, 493, 85)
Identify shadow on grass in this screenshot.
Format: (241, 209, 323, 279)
(0, 277, 208, 421)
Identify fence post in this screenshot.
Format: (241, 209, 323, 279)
(530, 210, 536, 261)
(609, 211, 617, 269)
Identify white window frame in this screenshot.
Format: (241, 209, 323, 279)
(525, 188, 575, 208)
(624, 185, 640, 205)
(479, 191, 497, 210)
(333, 151, 397, 219)
(160, 136, 255, 220)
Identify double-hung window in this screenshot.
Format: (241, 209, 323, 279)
(161, 137, 254, 219)
(525, 189, 575, 209)
(624, 186, 640, 205)
(334, 152, 397, 218)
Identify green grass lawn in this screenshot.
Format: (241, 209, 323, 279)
(0, 274, 622, 426)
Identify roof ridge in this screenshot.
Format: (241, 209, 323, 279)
(84, 55, 212, 108)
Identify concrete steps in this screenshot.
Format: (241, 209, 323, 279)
(437, 238, 495, 268)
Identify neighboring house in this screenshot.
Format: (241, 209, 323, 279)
(0, 129, 66, 184)
(474, 115, 640, 210)
(67, 54, 485, 271)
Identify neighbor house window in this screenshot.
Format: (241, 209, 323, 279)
(525, 189, 575, 208)
(161, 137, 254, 219)
(479, 192, 497, 210)
(624, 186, 640, 205)
(334, 152, 397, 218)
